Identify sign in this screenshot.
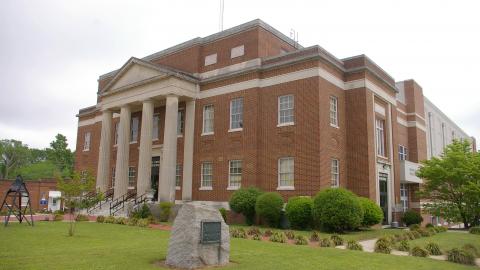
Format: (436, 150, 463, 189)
(200, 221, 221, 244)
(40, 199, 48, 205)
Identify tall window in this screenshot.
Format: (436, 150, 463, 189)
(228, 160, 242, 189)
(130, 117, 139, 142)
(400, 183, 408, 212)
(203, 105, 214, 134)
(177, 110, 185, 135)
(330, 96, 338, 127)
(278, 157, 294, 188)
(83, 132, 91, 151)
(128, 167, 136, 188)
(176, 164, 182, 188)
(375, 119, 386, 157)
(201, 162, 213, 188)
(152, 114, 159, 140)
(331, 159, 339, 187)
(111, 167, 116, 188)
(399, 145, 408, 161)
(230, 98, 243, 130)
(278, 95, 294, 125)
(114, 122, 119, 145)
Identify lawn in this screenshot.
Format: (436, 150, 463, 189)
(0, 222, 478, 270)
(409, 231, 480, 253)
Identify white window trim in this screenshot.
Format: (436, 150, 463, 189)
(200, 162, 213, 190)
(277, 157, 294, 190)
(228, 160, 242, 190)
(83, 132, 91, 152)
(277, 122, 294, 127)
(229, 98, 243, 131)
(228, 128, 243, 133)
(330, 96, 339, 128)
(278, 95, 294, 126)
(199, 186, 213, 191)
(331, 158, 339, 188)
(202, 104, 214, 135)
(152, 114, 159, 141)
(201, 132, 215, 136)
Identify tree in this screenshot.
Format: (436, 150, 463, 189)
(0, 139, 31, 179)
(46, 134, 74, 175)
(417, 139, 480, 228)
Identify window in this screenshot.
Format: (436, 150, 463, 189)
(114, 122, 119, 145)
(128, 167, 136, 188)
(111, 167, 116, 188)
(177, 110, 185, 135)
(202, 105, 214, 134)
(175, 164, 182, 188)
(331, 159, 339, 187)
(152, 114, 159, 140)
(201, 162, 213, 189)
(330, 96, 338, 127)
(83, 132, 91, 151)
(204, 53, 217, 66)
(130, 117, 139, 142)
(231, 45, 245, 58)
(278, 157, 294, 188)
(375, 119, 386, 157)
(399, 145, 408, 161)
(278, 95, 294, 125)
(400, 183, 408, 212)
(230, 98, 243, 130)
(228, 160, 242, 189)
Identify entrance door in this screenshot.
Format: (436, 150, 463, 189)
(151, 157, 160, 201)
(379, 172, 389, 225)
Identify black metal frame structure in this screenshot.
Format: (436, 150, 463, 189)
(0, 175, 34, 227)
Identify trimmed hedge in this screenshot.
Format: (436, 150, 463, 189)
(346, 240, 363, 251)
(96, 215, 105, 223)
(358, 197, 383, 227)
(313, 188, 363, 232)
(255, 192, 284, 227)
(229, 187, 263, 225)
(285, 196, 313, 230)
(374, 238, 392, 254)
(410, 246, 429, 257)
(402, 210, 423, 226)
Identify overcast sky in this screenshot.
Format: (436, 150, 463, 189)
(1, 0, 479, 151)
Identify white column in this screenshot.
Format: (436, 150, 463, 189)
(96, 110, 112, 192)
(137, 100, 154, 196)
(114, 105, 131, 199)
(159, 95, 179, 202)
(182, 99, 195, 201)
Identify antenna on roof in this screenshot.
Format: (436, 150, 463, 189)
(219, 0, 224, 31)
(290, 29, 299, 49)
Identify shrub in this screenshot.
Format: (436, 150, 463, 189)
(251, 233, 262, 241)
(393, 234, 405, 242)
(410, 246, 429, 257)
(396, 240, 410, 252)
(417, 228, 432, 237)
(404, 231, 416, 240)
(219, 208, 227, 223)
(230, 228, 247, 238)
(446, 248, 475, 265)
(131, 203, 151, 219)
(411, 230, 421, 239)
(358, 197, 383, 227)
(313, 188, 363, 232)
(269, 232, 287, 243)
(285, 196, 313, 230)
(294, 235, 309, 245)
(427, 228, 437, 235)
(127, 217, 138, 226)
(374, 239, 391, 254)
(462, 244, 479, 257)
(330, 234, 344, 246)
(378, 235, 395, 246)
(346, 240, 363, 251)
(469, 226, 480, 235)
(159, 202, 173, 222)
(263, 229, 273, 237)
(137, 218, 149, 227)
(54, 214, 64, 221)
(425, 242, 442, 255)
(96, 215, 105, 223)
(435, 226, 447, 233)
(115, 217, 127, 225)
(310, 231, 320, 242)
(255, 192, 284, 227)
(104, 216, 115, 223)
(75, 214, 89, 222)
(402, 210, 423, 226)
(229, 187, 263, 225)
(53, 210, 64, 215)
(319, 238, 334, 247)
(285, 230, 295, 240)
(409, 224, 421, 231)
(247, 227, 261, 236)
(425, 223, 434, 228)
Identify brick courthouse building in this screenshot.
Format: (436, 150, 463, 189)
(75, 19, 475, 224)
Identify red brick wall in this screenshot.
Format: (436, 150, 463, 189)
(0, 179, 58, 211)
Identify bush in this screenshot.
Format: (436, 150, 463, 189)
(374, 239, 392, 254)
(402, 210, 423, 226)
(346, 240, 363, 251)
(54, 210, 64, 215)
(269, 232, 287, 243)
(251, 233, 262, 241)
(285, 196, 313, 230)
(393, 234, 405, 242)
(263, 229, 273, 237)
(230, 228, 247, 238)
(310, 231, 320, 242)
(404, 231, 416, 240)
(411, 230, 421, 239)
(435, 226, 447, 233)
(127, 217, 138, 226)
(410, 246, 429, 257)
(358, 197, 383, 227)
(427, 228, 437, 236)
(104, 216, 115, 223)
(313, 188, 363, 232)
(425, 242, 442, 255)
(425, 223, 434, 228)
(75, 214, 89, 222)
(229, 187, 263, 225)
(247, 227, 261, 236)
(219, 208, 227, 223)
(469, 226, 480, 235)
(330, 234, 344, 246)
(294, 235, 308, 245)
(137, 218, 149, 227)
(378, 235, 395, 246)
(447, 248, 475, 265)
(417, 228, 432, 237)
(319, 238, 334, 247)
(462, 244, 479, 257)
(255, 192, 284, 227)
(159, 202, 173, 222)
(131, 203, 151, 219)
(285, 230, 295, 240)
(54, 214, 64, 221)
(115, 217, 127, 225)
(96, 215, 105, 223)
(409, 224, 421, 231)
(396, 240, 410, 252)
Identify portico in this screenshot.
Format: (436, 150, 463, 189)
(95, 57, 199, 202)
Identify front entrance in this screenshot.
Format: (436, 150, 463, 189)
(151, 156, 160, 201)
(379, 172, 389, 225)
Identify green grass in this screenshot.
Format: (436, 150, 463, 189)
(409, 232, 480, 253)
(0, 222, 477, 270)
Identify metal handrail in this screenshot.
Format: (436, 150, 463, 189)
(109, 190, 136, 215)
(87, 189, 114, 214)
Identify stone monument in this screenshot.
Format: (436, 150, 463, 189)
(165, 202, 229, 269)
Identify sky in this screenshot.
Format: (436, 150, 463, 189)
(0, 0, 479, 151)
